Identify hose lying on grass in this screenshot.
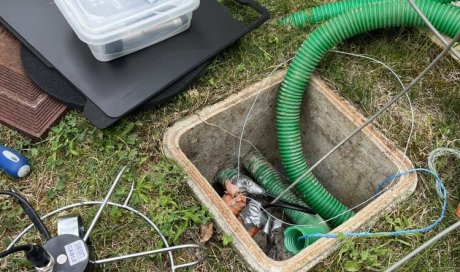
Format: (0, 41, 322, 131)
(280, 0, 456, 27)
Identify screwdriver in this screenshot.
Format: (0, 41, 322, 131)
(0, 145, 30, 178)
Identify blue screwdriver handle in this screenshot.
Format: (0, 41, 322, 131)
(0, 145, 30, 178)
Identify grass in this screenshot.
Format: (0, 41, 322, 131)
(0, 0, 459, 271)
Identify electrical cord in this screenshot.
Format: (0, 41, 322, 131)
(263, 192, 315, 213)
(0, 187, 51, 241)
(263, 202, 316, 214)
(0, 244, 32, 259)
(0, 244, 52, 268)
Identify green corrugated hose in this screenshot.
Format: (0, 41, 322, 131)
(242, 151, 330, 253)
(280, 0, 456, 27)
(216, 168, 240, 187)
(276, 0, 460, 227)
(243, 152, 306, 207)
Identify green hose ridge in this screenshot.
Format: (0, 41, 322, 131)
(276, 0, 460, 227)
(280, 0, 456, 27)
(284, 225, 328, 254)
(243, 152, 305, 206)
(216, 168, 239, 187)
(242, 151, 329, 251)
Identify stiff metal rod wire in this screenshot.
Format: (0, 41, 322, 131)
(83, 166, 128, 242)
(385, 220, 460, 272)
(93, 244, 205, 265)
(271, 31, 460, 205)
(407, 0, 460, 60)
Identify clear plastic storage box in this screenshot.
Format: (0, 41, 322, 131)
(55, 0, 200, 61)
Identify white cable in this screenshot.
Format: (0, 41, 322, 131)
(236, 58, 293, 183)
(330, 50, 415, 174)
(428, 147, 460, 197)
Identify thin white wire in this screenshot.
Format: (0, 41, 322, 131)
(235, 50, 415, 227)
(428, 147, 460, 197)
(236, 58, 294, 182)
(330, 49, 415, 174)
(448, 139, 460, 147)
(428, 148, 460, 174)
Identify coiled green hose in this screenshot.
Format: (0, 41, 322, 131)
(276, 0, 460, 227)
(280, 0, 456, 27)
(242, 152, 330, 253)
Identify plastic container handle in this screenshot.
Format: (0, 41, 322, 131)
(0, 145, 30, 178)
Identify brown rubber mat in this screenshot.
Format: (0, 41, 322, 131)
(0, 25, 66, 140)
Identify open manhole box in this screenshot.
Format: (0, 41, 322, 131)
(163, 71, 417, 271)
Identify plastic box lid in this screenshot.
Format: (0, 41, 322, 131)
(54, 0, 200, 45)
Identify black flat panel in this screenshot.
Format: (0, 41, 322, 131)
(0, 0, 268, 127)
(20, 44, 210, 128)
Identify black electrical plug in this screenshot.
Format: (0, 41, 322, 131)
(0, 244, 53, 271)
(25, 245, 53, 269)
